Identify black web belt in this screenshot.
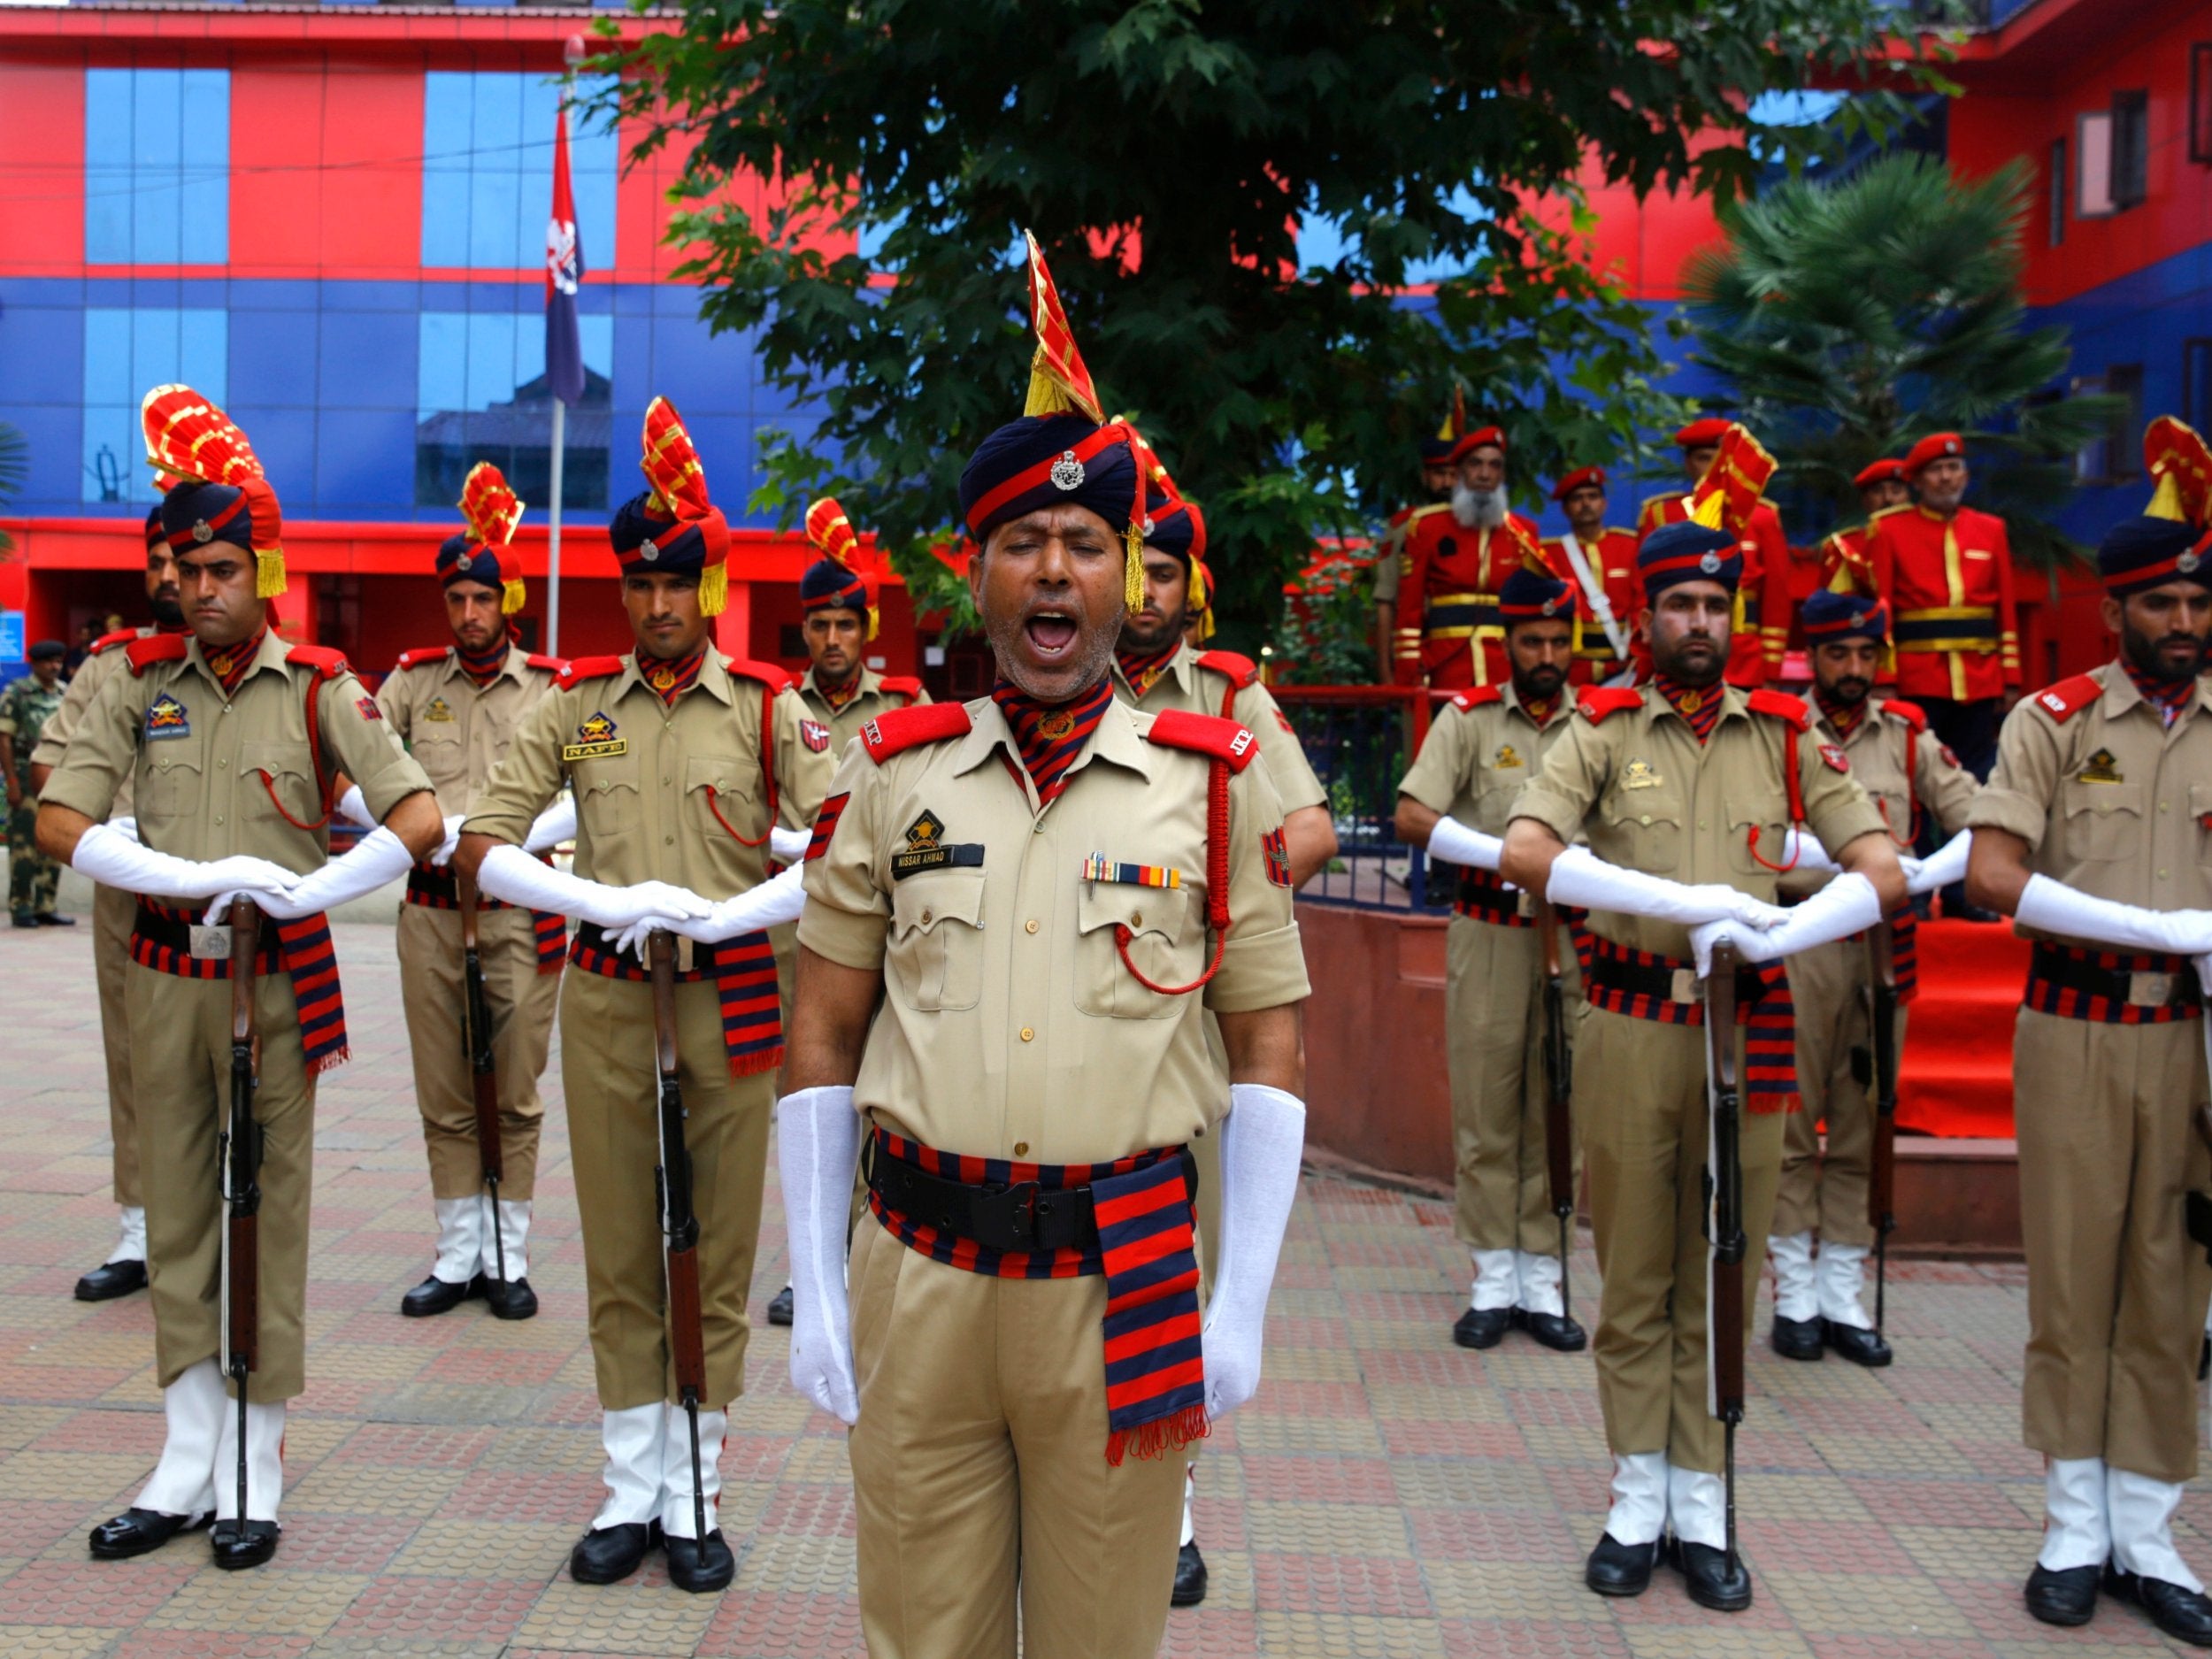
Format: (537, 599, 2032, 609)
(864, 1145, 1198, 1256)
(2029, 944, 2202, 1010)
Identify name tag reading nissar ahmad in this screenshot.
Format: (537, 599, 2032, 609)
(891, 843, 985, 880)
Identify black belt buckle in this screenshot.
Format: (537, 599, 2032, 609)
(979, 1179, 1056, 1250)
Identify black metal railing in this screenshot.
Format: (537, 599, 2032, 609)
(1272, 685, 1455, 914)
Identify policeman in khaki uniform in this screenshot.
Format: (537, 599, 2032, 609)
(1769, 590, 1978, 1369)
(775, 234, 1311, 1659)
(1962, 426, 2212, 1645)
(459, 398, 828, 1595)
(373, 464, 565, 1321)
(1635, 419, 1793, 687)
(29, 506, 189, 1302)
(1503, 513, 1902, 1612)
(38, 388, 441, 1569)
(1395, 569, 1586, 1352)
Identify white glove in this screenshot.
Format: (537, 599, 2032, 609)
(2016, 872, 2212, 956)
(607, 864, 808, 957)
(1202, 1083, 1306, 1424)
(474, 841, 711, 932)
(109, 817, 138, 843)
(523, 795, 576, 855)
(1782, 826, 1839, 873)
(777, 1086, 861, 1425)
(1689, 871, 1884, 976)
(1906, 831, 1970, 896)
(770, 825, 811, 865)
(334, 785, 375, 829)
(68, 819, 302, 904)
(207, 824, 417, 923)
(428, 814, 465, 868)
(1425, 814, 1505, 874)
(1544, 844, 1788, 932)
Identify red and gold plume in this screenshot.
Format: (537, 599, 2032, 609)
(1023, 230, 1103, 425)
(2144, 417, 2212, 528)
(458, 461, 527, 615)
(640, 396, 733, 617)
(805, 495, 878, 641)
(141, 385, 286, 597)
(1686, 423, 1776, 538)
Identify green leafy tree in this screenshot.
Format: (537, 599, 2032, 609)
(1683, 151, 2114, 572)
(607, 1, 1942, 643)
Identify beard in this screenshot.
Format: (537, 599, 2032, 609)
(1450, 483, 1507, 531)
(2122, 620, 2207, 684)
(1653, 631, 1726, 687)
(1513, 662, 1567, 702)
(149, 592, 185, 628)
(986, 602, 1120, 703)
(1919, 480, 1967, 513)
(1820, 674, 1872, 706)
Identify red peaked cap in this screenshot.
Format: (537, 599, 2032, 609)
(1901, 433, 1965, 477)
(1855, 457, 1909, 489)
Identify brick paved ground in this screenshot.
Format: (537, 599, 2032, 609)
(1, 915, 2206, 1656)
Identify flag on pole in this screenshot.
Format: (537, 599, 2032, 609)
(545, 106, 585, 409)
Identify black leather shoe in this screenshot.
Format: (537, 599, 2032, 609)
(35, 912, 75, 927)
(10, 914, 34, 929)
(88, 1507, 208, 1559)
(74, 1257, 147, 1302)
(768, 1285, 795, 1326)
(1514, 1308, 1588, 1352)
(570, 1521, 659, 1585)
(1823, 1320, 1893, 1368)
(399, 1273, 482, 1317)
(1171, 1540, 1208, 1606)
(1452, 1306, 1511, 1349)
(209, 1519, 280, 1571)
(1770, 1314, 1824, 1361)
(1585, 1532, 1660, 1597)
(1670, 1537, 1754, 1611)
(665, 1529, 735, 1594)
(481, 1277, 538, 1321)
(2108, 1564, 2212, 1647)
(2024, 1562, 2101, 1626)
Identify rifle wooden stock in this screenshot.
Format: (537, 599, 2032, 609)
(1705, 941, 1745, 1426)
(227, 900, 263, 1378)
(649, 935, 708, 1406)
(457, 876, 503, 1187)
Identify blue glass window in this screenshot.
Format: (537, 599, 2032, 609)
(415, 309, 613, 510)
(81, 308, 228, 504)
(83, 69, 230, 265)
(421, 73, 618, 270)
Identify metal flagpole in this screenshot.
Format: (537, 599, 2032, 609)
(547, 400, 565, 657)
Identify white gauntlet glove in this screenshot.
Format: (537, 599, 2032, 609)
(1425, 815, 1505, 874)
(770, 825, 811, 865)
(68, 819, 302, 904)
(2016, 872, 2212, 957)
(209, 823, 418, 923)
(777, 1086, 861, 1425)
(1690, 871, 1883, 976)
(1780, 826, 1839, 874)
(1544, 844, 1787, 932)
(1202, 1083, 1306, 1423)
(475, 841, 712, 931)
(606, 864, 808, 958)
(334, 785, 375, 830)
(1905, 832, 1971, 896)
(523, 795, 576, 855)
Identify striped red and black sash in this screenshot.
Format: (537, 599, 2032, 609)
(403, 860, 568, 974)
(1453, 866, 1532, 926)
(131, 897, 349, 1073)
(2025, 944, 2203, 1025)
(569, 922, 782, 1075)
(1583, 935, 1797, 1111)
(868, 1128, 1207, 1463)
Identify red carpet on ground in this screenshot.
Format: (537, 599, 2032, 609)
(1897, 918, 2028, 1139)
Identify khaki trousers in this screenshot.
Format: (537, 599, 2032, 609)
(1447, 915, 1581, 1251)
(2016, 1008, 2212, 1482)
(127, 956, 315, 1400)
(560, 970, 771, 1410)
(396, 902, 556, 1200)
(847, 1215, 1185, 1659)
(94, 880, 141, 1208)
(1578, 1006, 1784, 1472)
(1774, 934, 1904, 1249)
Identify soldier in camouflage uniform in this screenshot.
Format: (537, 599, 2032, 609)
(2, 641, 71, 927)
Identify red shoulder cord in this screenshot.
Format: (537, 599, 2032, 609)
(1888, 723, 1923, 845)
(1114, 757, 1233, 995)
(1744, 721, 1807, 873)
(252, 664, 339, 831)
(703, 681, 782, 848)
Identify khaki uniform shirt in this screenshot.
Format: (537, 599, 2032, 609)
(31, 631, 156, 816)
(799, 695, 1311, 1164)
(1110, 645, 1328, 815)
(797, 664, 930, 765)
(42, 631, 430, 869)
(1780, 693, 1979, 900)
(1398, 683, 1571, 837)
(1966, 664, 2212, 945)
(1510, 683, 1885, 963)
(375, 644, 561, 817)
(462, 649, 828, 896)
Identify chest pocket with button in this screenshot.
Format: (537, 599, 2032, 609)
(887, 867, 986, 1011)
(573, 747, 641, 859)
(240, 739, 320, 826)
(1725, 792, 1793, 878)
(140, 741, 205, 822)
(409, 715, 469, 798)
(686, 755, 761, 845)
(1075, 882, 1195, 1020)
(1599, 785, 1680, 874)
(2062, 779, 2145, 864)
(2190, 782, 2212, 869)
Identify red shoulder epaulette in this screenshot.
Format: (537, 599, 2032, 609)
(1194, 649, 1259, 688)
(525, 653, 567, 674)
(1882, 697, 1928, 733)
(877, 674, 925, 701)
(1576, 686, 1644, 724)
(721, 657, 795, 693)
(124, 634, 191, 675)
(556, 655, 626, 690)
(1144, 708, 1259, 773)
(861, 700, 972, 764)
(1747, 688, 1812, 732)
(395, 646, 451, 672)
(2031, 673, 2104, 724)
(88, 627, 139, 657)
(1450, 686, 1506, 712)
(285, 644, 349, 676)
